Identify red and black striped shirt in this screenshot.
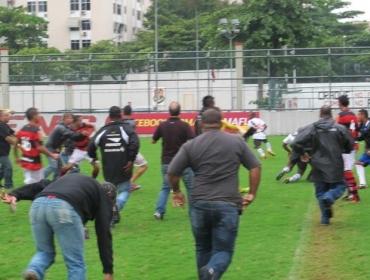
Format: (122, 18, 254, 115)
(17, 124, 43, 170)
(72, 124, 93, 151)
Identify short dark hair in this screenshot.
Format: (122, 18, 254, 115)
(202, 95, 214, 108)
(249, 111, 256, 119)
(123, 105, 132, 116)
(337, 95, 349, 107)
(202, 109, 222, 124)
(63, 113, 74, 120)
(25, 107, 38, 121)
(320, 105, 332, 117)
(109, 106, 121, 119)
(73, 115, 81, 122)
(359, 109, 368, 118)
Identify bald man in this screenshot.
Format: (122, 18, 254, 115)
(152, 102, 194, 220)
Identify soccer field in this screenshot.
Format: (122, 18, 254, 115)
(1, 136, 370, 280)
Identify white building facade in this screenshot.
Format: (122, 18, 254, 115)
(14, 0, 150, 50)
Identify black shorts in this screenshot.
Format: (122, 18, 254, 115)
(290, 152, 308, 171)
(254, 139, 268, 148)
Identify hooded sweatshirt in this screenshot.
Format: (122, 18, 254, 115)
(293, 118, 353, 183)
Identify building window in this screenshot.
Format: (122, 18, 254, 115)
(124, 6, 127, 14)
(70, 0, 79, 11)
(38, 1, 47, 12)
(81, 20, 91, 30)
(117, 4, 121, 15)
(137, 11, 141, 21)
(82, 40, 91, 48)
(81, 0, 90, 11)
(27, 1, 36, 12)
(113, 3, 116, 13)
(132, 9, 135, 16)
(71, 40, 80, 50)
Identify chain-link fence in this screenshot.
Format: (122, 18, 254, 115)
(1, 47, 370, 112)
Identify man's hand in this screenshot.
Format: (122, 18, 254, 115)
(1, 192, 17, 206)
(82, 131, 89, 136)
(366, 150, 370, 156)
(104, 274, 113, 280)
(51, 153, 60, 160)
(300, 152, 310, 163)
(172, 192, 186, 209)
(242, 194, 255, 211)
(123, 161, 133, 173)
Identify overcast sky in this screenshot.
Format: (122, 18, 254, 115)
(344, 0, 370, 21)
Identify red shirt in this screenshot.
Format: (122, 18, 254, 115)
(337, 109, 358, 149)
(72, 124, 94, 151)
(17, 123, 43, 170)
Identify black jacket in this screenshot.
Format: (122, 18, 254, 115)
(9, 174, 114, 274)
(87, 120, 139, 185)
(293, 118, 353, 183)
(194, 107, 212, 136)
(46, 122, 84, 151)
(357, 121, 370, 151)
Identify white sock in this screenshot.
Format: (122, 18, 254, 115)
(283, 166, 290, 173)
(290, 173, 302, 182)
(257, 148, 265, 157)
(266, 142, 272, 151)
(355, 165, 366, 185)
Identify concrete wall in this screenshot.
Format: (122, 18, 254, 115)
(260, 110, 341, 135)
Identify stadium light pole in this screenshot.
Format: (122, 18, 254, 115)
(154, 0, 159, 110)
(219, 18, 240, 109)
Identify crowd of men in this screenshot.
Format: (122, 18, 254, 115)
(0, 94, 369, 279)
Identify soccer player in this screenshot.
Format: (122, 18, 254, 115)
(336, 95, 361, 202)
(276, 130, 309, 183)
(194, 95, 215, 136)
(355, 109, 370, 189)
(247, 111, 275, 159)
(59, 115, 99, 178)
(121, 105, 148, 192)
(14, 108, 60, 184)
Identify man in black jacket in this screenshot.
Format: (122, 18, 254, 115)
(293, 105, 354, 225)
(1, 174, 115, 280)
(88, 106, 139, 227)
(44, 113, 88, 180)
(194, 95, 215, 136)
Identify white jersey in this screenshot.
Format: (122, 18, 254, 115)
(283, 132, 298, 145)
(248, 118, 267, 140)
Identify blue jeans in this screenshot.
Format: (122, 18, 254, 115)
(190, 201, 239, 279)
(0, 156, 13, 188)
(314, 180, 346, 224)
(61, 151, 71, 165)
(26, 197, 85, 280)
(116, 180, 131, 212)
(155, 164, 193, 216)
(43, 156, 63, 180)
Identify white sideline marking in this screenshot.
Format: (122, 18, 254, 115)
(288, 197, 315, 280)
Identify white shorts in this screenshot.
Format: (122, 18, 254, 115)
(68, 149, 94, 165)
(343, 150, 357, 171)
(23, 169, 44, 184)
(134, 153, 147, 167)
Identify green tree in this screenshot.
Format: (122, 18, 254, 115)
(0, 6, 48, 53)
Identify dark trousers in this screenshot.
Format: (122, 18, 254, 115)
(190, 200, 239, 279)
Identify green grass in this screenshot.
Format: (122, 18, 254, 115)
(1, 136, 370, 279)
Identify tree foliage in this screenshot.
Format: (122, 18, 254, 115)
(0, 6, 48, 53)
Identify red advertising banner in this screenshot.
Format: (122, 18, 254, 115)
(8, 111, 258, 136)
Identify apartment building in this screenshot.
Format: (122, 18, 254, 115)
(15, 0, 150, 50)
(0, 0, 14, 7)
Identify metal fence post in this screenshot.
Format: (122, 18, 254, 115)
(32, 55, 36, 107)
(88, 54, 92, 112)
(147, 53, 152, 112)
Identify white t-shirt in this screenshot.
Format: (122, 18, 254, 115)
(248, 118, 267, 140)
(283, 132, 298, 145)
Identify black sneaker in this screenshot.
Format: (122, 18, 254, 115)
(276, 171, 285, 181)
(282, 178, 291, 184)
(322, 198, 333, 218)
(199, 266, 216, 280)
(24, 270, 37, 280)
(111, 204, 120, 227)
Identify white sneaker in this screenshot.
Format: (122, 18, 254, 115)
(153, 212, 163, 220)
